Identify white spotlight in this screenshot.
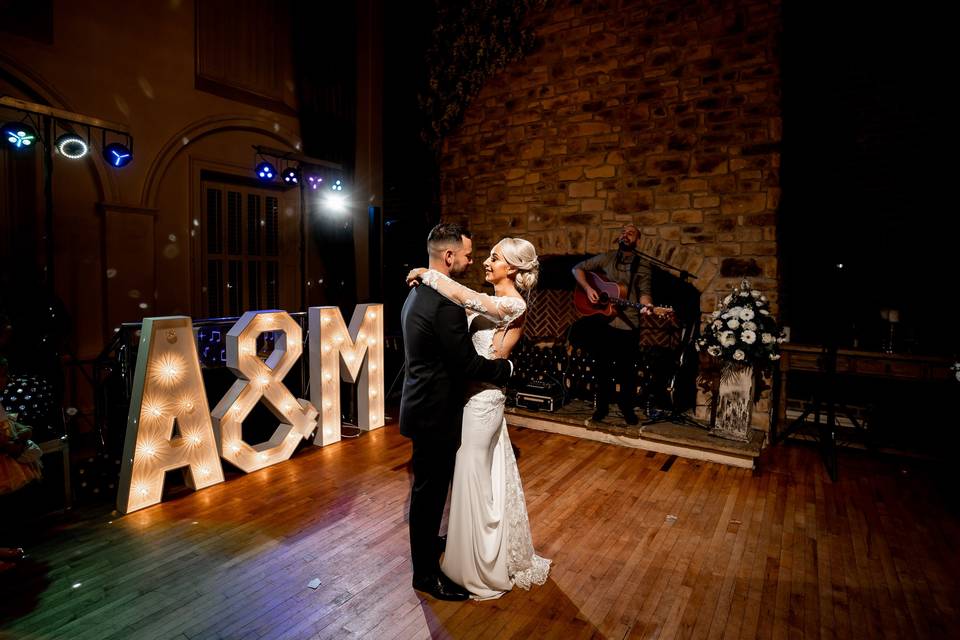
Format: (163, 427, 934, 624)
(323, 192, 347, 213)
(56, 134, 89, 159)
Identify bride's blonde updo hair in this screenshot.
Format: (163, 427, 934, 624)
(497, 238, 539, 292)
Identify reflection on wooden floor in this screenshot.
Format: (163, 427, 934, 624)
(2, 422, 958, 639)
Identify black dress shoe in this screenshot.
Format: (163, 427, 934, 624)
(412, 572, 470, 601)
(591, 407, 608, 422)
(621, 409, 639, 425)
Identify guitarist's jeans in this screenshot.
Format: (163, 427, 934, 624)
(572, 318, 640, 415)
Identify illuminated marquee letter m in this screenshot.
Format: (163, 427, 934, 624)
(308, 304, 384, 446)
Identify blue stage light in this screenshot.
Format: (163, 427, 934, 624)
(306, 174, 323, 190)
(282, 167, 300, 185)
(103, 142, 133, 167)
(331, 179, 343, 192)
(256, 161, 276, 182)
(3, 122, 37, 149)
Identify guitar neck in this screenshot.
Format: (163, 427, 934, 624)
(606, 296, 673, 317)
(607, 296, 646, 311)
(581, 272, 672, 317)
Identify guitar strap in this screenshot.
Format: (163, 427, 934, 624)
(628, 252, 641, 297)
(613, 252, 641, 333)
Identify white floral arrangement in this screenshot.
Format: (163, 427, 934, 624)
(696, 279, 784, 366)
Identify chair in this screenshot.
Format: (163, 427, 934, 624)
(2, 375, 72, 510)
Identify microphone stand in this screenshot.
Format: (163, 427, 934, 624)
(615, 245, 703, 428)
(641, 323, 708, 430)
(626, 247, 697, 283)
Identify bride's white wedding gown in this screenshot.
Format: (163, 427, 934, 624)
(420, 270, 551, 600)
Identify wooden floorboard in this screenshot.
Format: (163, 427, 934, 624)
(2, 423, 959, 640)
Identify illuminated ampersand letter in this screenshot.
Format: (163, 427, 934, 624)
(117, 317, 225, 514)
(309, 304, 384, 446)
(211, 311, 318, 472)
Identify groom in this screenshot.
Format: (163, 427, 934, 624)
(400, 223, 513, 601)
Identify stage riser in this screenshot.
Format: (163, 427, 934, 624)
(506, 413, 758, 469)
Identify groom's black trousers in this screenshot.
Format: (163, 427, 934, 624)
(408, 435, 459, 577)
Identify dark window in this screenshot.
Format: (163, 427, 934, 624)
(201, 181, 286, 317)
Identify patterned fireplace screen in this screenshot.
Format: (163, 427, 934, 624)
(524, 287, 681, 349)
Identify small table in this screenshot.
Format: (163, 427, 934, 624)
(772, 344, 954, 477)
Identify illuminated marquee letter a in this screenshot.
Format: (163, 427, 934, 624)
(117, 316, 224, 514)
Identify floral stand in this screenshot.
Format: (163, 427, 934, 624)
(710, 363, 754, 442)
(697, 279, 782, 442)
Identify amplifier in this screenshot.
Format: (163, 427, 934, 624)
(523, 378, 555, 391)
(514, 388, 564, 412)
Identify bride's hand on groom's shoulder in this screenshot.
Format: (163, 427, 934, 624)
(406, 267, 428, 287)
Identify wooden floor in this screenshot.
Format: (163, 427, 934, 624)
(2, 423, 958, 639)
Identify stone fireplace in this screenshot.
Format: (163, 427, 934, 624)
(439, 0, 781, 429)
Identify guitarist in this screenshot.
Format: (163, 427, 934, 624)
(571, 223, 653, 425)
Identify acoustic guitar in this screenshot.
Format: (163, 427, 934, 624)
(574, 271, 675, 320)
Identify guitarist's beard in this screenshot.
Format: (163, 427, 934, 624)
(617, 241, 637, 254)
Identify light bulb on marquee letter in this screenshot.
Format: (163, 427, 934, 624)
(211, 310, 318, 472)
(117, 317, 225, 514)
(308, 304, 384, 446)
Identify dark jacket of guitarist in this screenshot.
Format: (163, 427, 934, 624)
(570, 223, 653, 424)
(572, 224, 653, 331)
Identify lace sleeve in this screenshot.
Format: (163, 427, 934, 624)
(420, 269, 526, 325)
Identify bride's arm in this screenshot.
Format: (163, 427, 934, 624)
(492, 323, 524, 359)
(414, 269, 526, 325)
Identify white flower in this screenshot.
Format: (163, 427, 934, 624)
(759, 309, 770, 315)
(743, 321, 757, 331)
(711, 310, 721, 319)
(733, 349, 745, 360)
(761, 333, 774, 344)
(751, 290, 761, 298)
(759, 295, 768, 303)
(776, 336, 784, 343)
(707, 345, 721, 356)
(739, 291, 750, 297)
(720, 331, 736, 346)
(770, 353, 781, 360)
(741, 330, 756, 344)
(739, 307, 755, 321)
(713, 320, 723, 330)
(723, 295, 732, 305)
(727, 318, 740, 329)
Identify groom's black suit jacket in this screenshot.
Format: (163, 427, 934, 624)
(399, 285, 511, 443)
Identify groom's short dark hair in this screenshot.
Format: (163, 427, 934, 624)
(427, 223, 470, 253)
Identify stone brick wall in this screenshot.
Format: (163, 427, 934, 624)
(438, 0, 782, 427)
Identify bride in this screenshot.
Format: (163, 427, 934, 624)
(408, 237, 551, 600)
